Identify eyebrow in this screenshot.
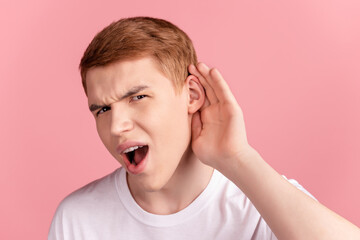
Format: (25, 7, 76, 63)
(89, 85, 149, 112)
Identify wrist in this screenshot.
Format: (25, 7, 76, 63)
(217, 145, 261, 176)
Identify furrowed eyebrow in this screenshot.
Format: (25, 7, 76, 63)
(89, 85, 149, 112)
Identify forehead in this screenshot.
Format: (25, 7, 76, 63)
(86, 57, 175, 102)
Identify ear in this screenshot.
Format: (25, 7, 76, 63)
(185, 74, 205, 114)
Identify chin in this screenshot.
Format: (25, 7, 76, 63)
(127, 152, 185, 193)
(126, 170, 158, 190)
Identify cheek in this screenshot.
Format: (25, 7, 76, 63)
(137, 95, 190, 147)
(96, 120, 122, 162)
(96, 120, 111, 148)
(158, 100, 190, 142)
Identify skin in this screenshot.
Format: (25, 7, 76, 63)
(188, 63, 360, 239)
(86, 56, 360, 238)
(86, 57, 213, 214)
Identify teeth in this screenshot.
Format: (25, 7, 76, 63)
(123, 145, 143, 154)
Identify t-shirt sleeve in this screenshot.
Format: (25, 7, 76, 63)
(282, 175, 317, 200)
(48, 203, 65, 240)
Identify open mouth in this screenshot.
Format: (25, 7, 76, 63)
(123, 145, 149, 166)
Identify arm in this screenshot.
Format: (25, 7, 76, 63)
(188, 63, 360, 240)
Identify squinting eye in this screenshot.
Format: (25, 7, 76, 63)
(131, 95, 147, 101)
(97, 106, 111, 116)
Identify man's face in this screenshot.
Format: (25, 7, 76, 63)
(86, 57, 192, 191)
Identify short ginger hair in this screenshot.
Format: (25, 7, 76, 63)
(79, 16, 198, 95)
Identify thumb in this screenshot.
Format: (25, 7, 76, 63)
(191, 111, 202, 141)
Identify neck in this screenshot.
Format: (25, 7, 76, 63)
(127, 149, 214, 215)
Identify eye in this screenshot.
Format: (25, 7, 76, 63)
(131, 95, 147, 101)
(96, 106, 111, 116)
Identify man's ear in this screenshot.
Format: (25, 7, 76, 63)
(185, 74, 205, 114)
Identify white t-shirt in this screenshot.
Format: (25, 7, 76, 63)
(48, 167, 313, 240)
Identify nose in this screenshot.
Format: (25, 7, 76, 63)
(110, 104, 134, 136)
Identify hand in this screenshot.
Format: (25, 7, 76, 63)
(190, 64, 360, 240)
(188, 63, 255, 171)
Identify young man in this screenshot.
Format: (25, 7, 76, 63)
(49, 17, 360, 239)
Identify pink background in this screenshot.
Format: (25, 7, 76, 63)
(1, 0, 359, 238)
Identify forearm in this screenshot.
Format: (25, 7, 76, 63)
(221, 147, 360, 240)
(188, 63, 359, 239)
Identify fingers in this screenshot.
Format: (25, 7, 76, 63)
(189, 63, 237, 105)
(201, 97, 211, 111)
(188, 64, 219, 105)
(208, 67, 237, 104)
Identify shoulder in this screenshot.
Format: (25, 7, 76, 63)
(48, 168, 124, 239)
(55, 168, 121, 215)
(208, 172, 275, 239)
(212, 172, 313, 239)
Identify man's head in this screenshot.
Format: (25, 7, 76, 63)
(80, 16, 198, 95)
(81, 17, 205, 192)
